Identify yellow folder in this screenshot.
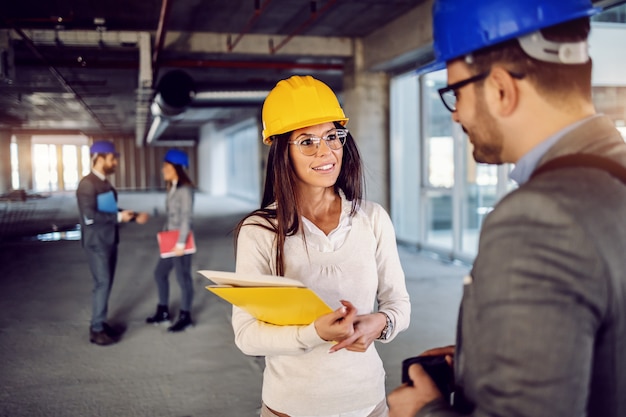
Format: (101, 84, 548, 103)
(199, 270, 333, 326)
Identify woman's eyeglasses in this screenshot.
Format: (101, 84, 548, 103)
(288, 128, 348, 156)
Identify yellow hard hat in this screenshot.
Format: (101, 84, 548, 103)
(261, 75, 349, 145)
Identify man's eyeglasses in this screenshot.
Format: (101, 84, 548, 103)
(438, 71, 525, 113)
(288, 128, 348, 156)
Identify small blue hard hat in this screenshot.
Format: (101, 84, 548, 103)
(417, 0, 600, 75)
(90, 141, 119, 156)
(164, 149, 189, 168)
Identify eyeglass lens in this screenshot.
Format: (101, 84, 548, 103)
(440, 90, 457, 112)
(437, 72, 490, 113)
(296, 129, 348, 156)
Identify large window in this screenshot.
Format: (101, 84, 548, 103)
(26, 136, 89, 192)
(33, 144, 59, 192)
(419, 70, 510, 258)
(390, 6, 626, 263)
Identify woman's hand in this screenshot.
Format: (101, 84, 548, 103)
(314, 300, 357, 343)
(134, 212, 150, 224)
(329, 311, 387, 353)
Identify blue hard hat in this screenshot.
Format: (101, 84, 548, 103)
(417, 0, 601, 74)
(90, 141, 119, 156)
(164, 149, 189, 168)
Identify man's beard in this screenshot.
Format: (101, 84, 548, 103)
(103, 164, 116, 175)
(465, 96, 504, 165)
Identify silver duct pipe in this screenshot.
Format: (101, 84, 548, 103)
(145, 70, 195, 145)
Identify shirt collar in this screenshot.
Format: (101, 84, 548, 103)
(509, 115, 600, 185)
(91, 169, 106, 181)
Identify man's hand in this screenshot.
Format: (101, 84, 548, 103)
(388, 363, 443, 417)
(420, 345, 455, 359)
(120, 210, 136, 222)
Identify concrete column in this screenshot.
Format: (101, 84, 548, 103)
(342, 38, 390, 209)
(0, 131, 12, 194)
(15, 134, 33, 190)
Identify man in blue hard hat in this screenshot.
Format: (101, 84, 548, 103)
(388, 1, 626, 417)
(76, 140, 149, 346)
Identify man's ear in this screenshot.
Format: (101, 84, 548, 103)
(486, 67, 519, 117)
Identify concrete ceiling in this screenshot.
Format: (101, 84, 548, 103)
(1, 0, 615, 146)
(0, 0, 433, 145)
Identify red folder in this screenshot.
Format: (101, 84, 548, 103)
(157, 230, 196, 258)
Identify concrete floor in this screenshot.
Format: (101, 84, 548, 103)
(0, 192, 469, 417)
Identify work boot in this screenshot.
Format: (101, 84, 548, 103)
(89, 329, 117, 346)
(102, 322, 122, 340)
(146, 304, 171, 325)
(168, 310, 193, 332)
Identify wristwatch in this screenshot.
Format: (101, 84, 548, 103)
(377, 312, 394, 340)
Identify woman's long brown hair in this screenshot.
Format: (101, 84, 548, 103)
(165, 163, 195, 191)
(234, 122, 364, 276)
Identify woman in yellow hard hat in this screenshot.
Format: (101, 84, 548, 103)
(233, 75, 411, 417)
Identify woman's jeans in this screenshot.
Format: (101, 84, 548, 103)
(154, 254, 194, 311)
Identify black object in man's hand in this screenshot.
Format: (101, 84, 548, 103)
(401, 355, 454, 400)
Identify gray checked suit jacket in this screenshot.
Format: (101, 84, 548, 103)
(419, 115, 626, 417)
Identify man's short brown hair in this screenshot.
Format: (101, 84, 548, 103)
(466, 17, 592, 103)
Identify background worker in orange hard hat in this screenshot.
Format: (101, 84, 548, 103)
(388, 0, 626, 417)
(233, 75, 411, 417)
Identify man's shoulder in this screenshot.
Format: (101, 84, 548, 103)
(78, 172, 97, 184)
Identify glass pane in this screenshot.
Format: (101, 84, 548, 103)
(33, 144, 58, 192)
(593, 3, 626, 23)
(462, 162, 498, 255)
(81, 145, 91, 177)
(428, 136, 454, 187)
(63, 145, 79, 190)
(593, 86, 626, 139)
(10, 142, 19, 190)
(422, 70, 454, 249)
(423, 70, 453, 188)
(424, 190, 452, 248)
(390, 72, 420, 244)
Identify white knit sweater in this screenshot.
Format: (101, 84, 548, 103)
(233, 196, 411, 416)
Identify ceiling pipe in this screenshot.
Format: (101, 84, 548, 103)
(144, 0, 173, 145)
(14, 57, 344, 71)
(146, 69, 196, 145)
(152, 70, 196, 117)
(152, 0, 172, 80)
(145, 116, 169, 145)
(136, 32, 153, 146)
(163, 59, 343, 71)
(269, 0, 339, 54)
(227, 0, 272, 52)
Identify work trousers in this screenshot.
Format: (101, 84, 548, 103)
(84, 245, 118, 332)
(260, 398, 389, 417)
(154, 254, 194, 312)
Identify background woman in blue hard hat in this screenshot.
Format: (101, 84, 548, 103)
(146, 149, 196, 332)
(233, 75, 410, 417)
